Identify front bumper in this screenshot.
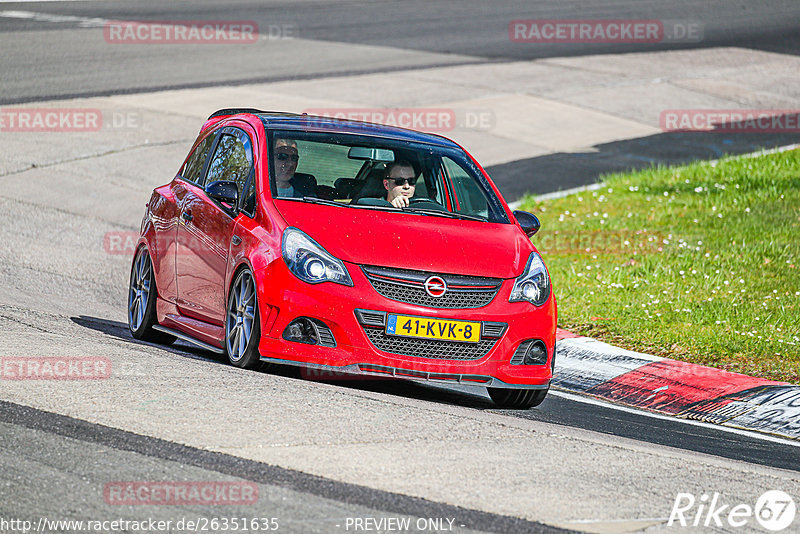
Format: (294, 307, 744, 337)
(255, 260, 556, 388)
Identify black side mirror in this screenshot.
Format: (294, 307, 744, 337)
(513, 210, 540, 237)
(206, 180, 239, 207)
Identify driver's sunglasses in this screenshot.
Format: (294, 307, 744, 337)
(276, 153, 299, 163)
(390, 177, 417, 186)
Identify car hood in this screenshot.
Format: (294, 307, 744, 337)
(275, 201, 533, 279)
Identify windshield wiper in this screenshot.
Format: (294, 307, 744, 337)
(352, 204, 402, 212)
(300, 196, 350, 207)
(403, 208, 486, 222)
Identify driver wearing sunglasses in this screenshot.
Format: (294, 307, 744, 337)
(274, 138, 315, 198)
(383, 160, 418, 208)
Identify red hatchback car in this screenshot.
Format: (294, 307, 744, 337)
(128, 109, 556, 408)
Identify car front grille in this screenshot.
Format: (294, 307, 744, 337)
(362, 327, 497, 361)
(361, 265, 502, 309)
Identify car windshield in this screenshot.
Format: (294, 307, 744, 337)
(268, 130, 510, 223)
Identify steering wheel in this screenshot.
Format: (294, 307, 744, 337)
(407, 197, 447, 211)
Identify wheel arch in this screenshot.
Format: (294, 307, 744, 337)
(226, 258, 257, 305)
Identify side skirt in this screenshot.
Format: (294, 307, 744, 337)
(153, 325, 225, 355)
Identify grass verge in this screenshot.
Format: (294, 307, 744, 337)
(521, 149, 800, 383)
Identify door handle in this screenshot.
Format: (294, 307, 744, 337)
(231, 235, 242, 246)
(181, 211, 193, 222)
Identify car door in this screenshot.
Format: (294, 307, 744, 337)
(157, 130, 217, 305)
(175, 126, 253, 325)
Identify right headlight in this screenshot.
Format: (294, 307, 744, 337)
(281, 227, 353, 286)
(509, 252, 551, 306)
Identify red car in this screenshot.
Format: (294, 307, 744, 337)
(128, 109, 556, 408)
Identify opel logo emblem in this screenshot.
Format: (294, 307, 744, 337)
(424, 276, 447, 297)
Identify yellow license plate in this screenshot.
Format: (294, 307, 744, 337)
(386, 314, 480, 343)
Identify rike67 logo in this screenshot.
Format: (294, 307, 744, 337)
(669, 491, 796, 531)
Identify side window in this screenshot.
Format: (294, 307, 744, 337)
(181, 133, 215, 185)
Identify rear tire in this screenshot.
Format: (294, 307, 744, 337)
(487, 387, 548, 409)
(225, 268, 262, 369)
(128, 247, 176, 344)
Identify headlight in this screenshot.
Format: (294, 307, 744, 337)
(509, 252, 550, 306)
(282, 227, 353, 286)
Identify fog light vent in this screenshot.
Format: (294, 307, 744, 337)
(282, 317, 336, 347)
(316, 326, 336, 347)
(511, 341, 531, 365)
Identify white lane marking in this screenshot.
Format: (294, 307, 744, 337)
(508, 183, 603, 209)
(550, 389, 800, 448)
(708, 142, 800, 165)
(0, 9, 106, 27)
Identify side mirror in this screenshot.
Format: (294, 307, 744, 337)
(513, 210, 540, 237)
(206, 180, 239, 206)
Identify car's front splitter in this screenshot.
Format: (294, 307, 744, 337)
(256, 354, 551, 389)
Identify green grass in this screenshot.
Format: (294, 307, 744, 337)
(520, 149, 800, 383)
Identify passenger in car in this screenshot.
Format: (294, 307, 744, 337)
(383, 160, 417, 208)
(274, 139, 316, 198)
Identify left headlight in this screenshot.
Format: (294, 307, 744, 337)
(509, 252, 551, 306)
(281, 227, 353, 286)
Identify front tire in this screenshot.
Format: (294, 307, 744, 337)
(487, 387, 548, 409)
(128, 247, 175, 344)
(225, 268, 262, 369)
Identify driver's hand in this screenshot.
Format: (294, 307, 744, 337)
(390, 196, 410, 208)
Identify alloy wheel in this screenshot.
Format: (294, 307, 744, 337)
(226, 271, 256, 362)
(128, 249, 151, 332)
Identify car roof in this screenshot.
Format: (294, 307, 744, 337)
(207, 108, 460, 148)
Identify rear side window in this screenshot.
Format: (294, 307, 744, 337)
(181, 134, 215, 185)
